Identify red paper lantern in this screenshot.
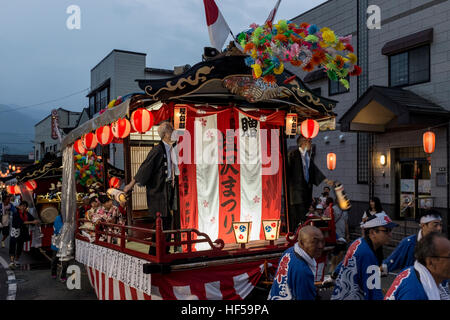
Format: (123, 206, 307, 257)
(14, 185, 21, 195)
(95, 125, 114, 146)
(81, 132, 98, 150)
(423, 131, 435, 154)
(300, 119, 319, 139)
(131, 108, 154, 133)
(24, 180, 37, 191)
(109, 177, 121, 189)
(327, 153, 337, 171)
(6, 185, 15, 194)
(111, 118, 131, 139)
(74, 139, 86, 154)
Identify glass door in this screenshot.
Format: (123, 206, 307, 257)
(398, 159, 431, 220)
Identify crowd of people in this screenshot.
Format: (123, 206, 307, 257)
(269, 185, 450, 300)
(0, 183, 128, 284)
(78, 188, 127, 244)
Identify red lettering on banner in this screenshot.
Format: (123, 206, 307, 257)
(218, 109, 240, 243)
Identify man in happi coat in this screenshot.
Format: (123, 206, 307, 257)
(384, 232, 450, 300)
(331, 212, 399, 300)
(382, 209, 443, 273)
(124, 121, 179, 253)
(268, 226, 325, 300)
(287, 135, 332, 232)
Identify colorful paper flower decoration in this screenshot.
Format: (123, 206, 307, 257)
(74, 151, 103, 187)
(237, 20, 362, 87)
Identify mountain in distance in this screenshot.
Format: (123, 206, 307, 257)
(0, 104, 47, 155)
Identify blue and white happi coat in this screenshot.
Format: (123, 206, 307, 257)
(268, 244, 316, 300)
(331, 237, 384, 300)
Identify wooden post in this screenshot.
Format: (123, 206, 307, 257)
(281, 130, 290, 233)
(123, 136, 133, 231)
(120, 225, 126, 251)
(101, 145, 108, 193)
(155, 212, 163, 262)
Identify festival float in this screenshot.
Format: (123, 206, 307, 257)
(56, 19, 360, 300)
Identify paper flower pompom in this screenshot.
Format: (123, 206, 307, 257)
(252, 64, 262, 78)
(263, 74, 276, 84)
(349, 65, 362, 76)
(345, 44, 354, 52)
(302, 62, 314, 72)
(274, 63, 284, 74)
(308, 24, 318, 35)
(322, 30, 337, 43)
(347, 53, 358, 65)
(334, 55, 346, 69)
(340, 78, 350, 89)
(335, 41, 345, 51)
(327, 69, 338, 81)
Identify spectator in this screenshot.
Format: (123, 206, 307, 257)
(323, 197, 334, 218)
(306, 200, 319, 219)
(319, 186, 331, 208)
(50, 212, 68, 282)
(1, 193, 16, 248)
(77, 196, 91, 220)
(97, 194, 119, 243)
(269, 226, 325, 300)
(385, 232, 450, 300)
(331, 212, 398, 300)
(382, 209, 443, 274)
(362, 197, 384, 223)
(9, 201, 39, 269)
(315, 203, 324, 217)
(85, 195, 100, 223)
(328, 198, 349, 273)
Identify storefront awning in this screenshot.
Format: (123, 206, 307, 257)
(339, 86, 450, 133)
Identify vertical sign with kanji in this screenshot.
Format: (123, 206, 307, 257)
(51, 109, 59, 140)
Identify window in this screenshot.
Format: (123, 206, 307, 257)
(95, 91, 102, 114)
(329, 76, 350, 96)
(89, 96, 95, 118)
(100, 87, 109, 110)
(131, 146, 154, 210)
(357, 133, 369, 184)
(389, 45, 430, 87)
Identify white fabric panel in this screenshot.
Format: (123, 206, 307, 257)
(238, 112, 263, 241)
(173, 285, 199, 300)
(233, 272, 253, 300)
(205, 281, 223, 300)
(151, 286, 163, 300)
(195, 115, 220, 250)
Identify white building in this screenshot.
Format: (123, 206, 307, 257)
(34, 108, 89, 161)
(86, 49, 175, 169)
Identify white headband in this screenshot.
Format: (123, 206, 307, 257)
(420, 215, 442, 224)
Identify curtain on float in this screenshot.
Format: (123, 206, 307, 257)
(57, 144, 77, 260)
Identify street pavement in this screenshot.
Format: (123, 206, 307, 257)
(0, 245, 96, 300)
(1, 243, 398, 301)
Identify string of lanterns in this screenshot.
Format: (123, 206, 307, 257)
(73, 107, 155, 155)
(4, 179, 37, 195)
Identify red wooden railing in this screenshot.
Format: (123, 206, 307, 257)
(76, 212, 289, 264)
(285, 208, 337, 246)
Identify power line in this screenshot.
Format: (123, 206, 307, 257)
(0, 88, 89, 114)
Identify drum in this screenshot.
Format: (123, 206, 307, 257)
(39, 204, 59, 224)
